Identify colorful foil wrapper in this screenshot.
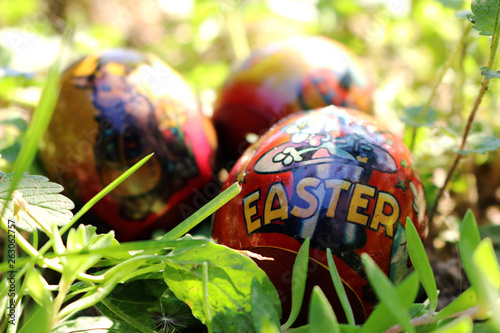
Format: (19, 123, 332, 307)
(40, 49, 218, 240)
(212, 35, 375, 163)
(212, 106, 427, 324)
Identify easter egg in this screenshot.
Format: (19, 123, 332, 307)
(212, 35, 375, 164)
(39, 49, 218, 240)
(212, 106, 427, 324)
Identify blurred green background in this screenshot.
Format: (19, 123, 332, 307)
(1, 0, 499, 305)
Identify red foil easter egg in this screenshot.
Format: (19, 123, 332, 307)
(212, 35, 375, 164)
(212, 106, 427, 324)
(39, 49, 218, 240)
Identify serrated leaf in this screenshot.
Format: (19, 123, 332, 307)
(163, 241, 281, 333)
(0, 172, 74, 232)
(469, 0, 500, 36)
(361, 254, 415, 333)
(309, 286, 340, 333)
(480, 66, 500, 79)
(457, 133, 500, 155)
(400, 106, 438, 128)
(3, 28, 71, 224)
(406, 217, 438, 312)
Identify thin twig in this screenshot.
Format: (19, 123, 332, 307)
(428, 19, 500, 225)
(428, 69, 494, 224)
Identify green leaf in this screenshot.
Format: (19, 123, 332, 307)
(52, 316, 140, 333)
(61, 225, 116, 283)
(480, 66, 500, 78)
(406, 217, 438, 312)
(361, 254, 415, 333)
(457, 133, 500, 155)
(282, 237, 310, 329)
(0, 172, 74, 232)
(260, 316, 280, 333)
(97, 279, 202, 333)
(360, 272, 419, 333)
(434, 315, 473, 333)
(471, 238, 500, 328)
(469, 0, 500, 36)
(163, 241, 280, 333)
(400, 106, 438, 127)
(251, 278, 281, 332)
(18, 303, 51, 333)
(459, 210, 481, 280)
(435, 287, 477, 321)
(309, 286, 340, 333)
(25, 268, 53, 308)
(326, 248, 355, 325)
(479, 224, 500, 260)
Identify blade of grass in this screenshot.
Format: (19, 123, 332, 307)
(37, 153, 154, 257)
(309, 286, 340, 333)
(361, 253, 415, 333)
(0, 27, 73, 222)
(470, 238, 500, 328)
(281, 237, 310, 330)
(459, 209, 481, 278)
(360, 272, 420, 333)
(68, 238, 210, 256)
(160, 182, 241, 240)
(406, 217, 438, 313)
(326, 248, 355, 325)
(435, 287, 477, 321)
(202, 261, 214, 333)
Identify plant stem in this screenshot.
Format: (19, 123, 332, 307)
(0, 219, 104, 283)
(428, 26, 500, 225)
(409, 23, 472, 151)
(0, 263, 29, 332)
